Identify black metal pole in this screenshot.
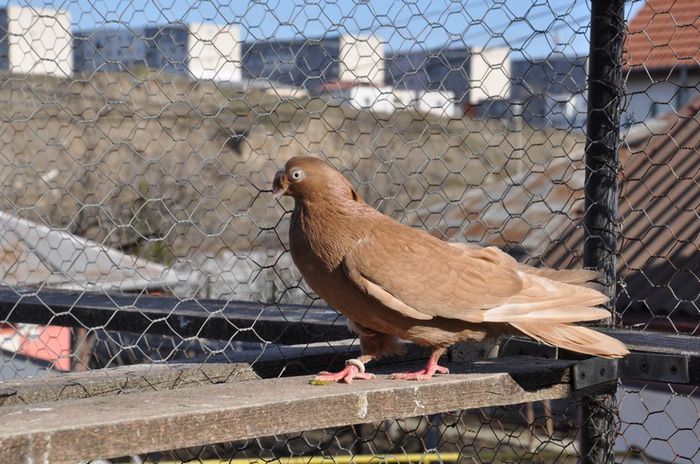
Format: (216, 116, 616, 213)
(581, 1, 625, 463)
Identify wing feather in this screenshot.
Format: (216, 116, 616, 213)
(341, 224, 609, 325)
(341, 225, 523, 322)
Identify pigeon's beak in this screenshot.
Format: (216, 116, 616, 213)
(272, 170, 288, 199)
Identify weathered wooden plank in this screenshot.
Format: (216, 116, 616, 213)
(0, 363, 258, 407)
(194, 340, 435, 379)
(597, 328, 700, 356)
(0, 287, 351, 344)
(0, 357, 580, 464)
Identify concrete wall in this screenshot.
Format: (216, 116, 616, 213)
(338, 34, 384, 85)
(187, 23, 241, 82)
(623, 68, 700, 125)
(5, 5, 72, 76)
(469, 46, 510, 104)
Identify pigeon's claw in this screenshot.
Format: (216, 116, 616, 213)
(390, 355, 449, 381)
(313, 358, 375, 384)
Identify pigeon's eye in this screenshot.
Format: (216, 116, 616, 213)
(290, 169, 305, 181)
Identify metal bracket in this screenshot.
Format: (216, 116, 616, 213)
(573, 357, 619, 390)
(620, 352, 689, 384)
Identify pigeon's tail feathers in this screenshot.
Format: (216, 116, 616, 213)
(521, 267, 600, 286)
(510, 321, 629, 358)
(482, 272, 610, 323)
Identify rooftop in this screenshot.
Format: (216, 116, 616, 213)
(625, 0, 700, 70)
(0, 211, 177, 292)
(541, 95, 700, 324)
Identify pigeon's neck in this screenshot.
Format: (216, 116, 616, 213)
(292, 197, 366, 270)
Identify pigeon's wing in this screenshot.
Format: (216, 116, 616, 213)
(448, 242, 601, 285)
(342, 224, 609, 324)
(341, 225, 524, 323)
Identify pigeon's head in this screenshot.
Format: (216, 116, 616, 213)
(273, 156, 360, 203)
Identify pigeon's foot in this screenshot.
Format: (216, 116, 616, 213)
(313, 359, 375, 384)
(390, 353, 449, 381)
(389, 364, 449, 380)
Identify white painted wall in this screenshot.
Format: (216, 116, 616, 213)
(469, 46, 511, 104)
(187, 23, 241, 82)
(6, 5, 72, 76)
(416, 90, 460, 118)
(391, 88, 417, 108)
(328, 85, 395, 114)
(338, 34, 384, 85)
(623, 69, 700, 124)
(328, 86, 459, 118)
(390, 89, 459, 118)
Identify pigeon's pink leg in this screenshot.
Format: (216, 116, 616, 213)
(390, 348, 449, 381)
(314, 356, 375, 384)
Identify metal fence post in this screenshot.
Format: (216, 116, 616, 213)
(581, 1, 625, 463)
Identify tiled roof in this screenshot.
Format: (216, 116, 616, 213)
(541, 96, 700, 323)
(405, 152, 586, 260)
(625, 0, 700, 70)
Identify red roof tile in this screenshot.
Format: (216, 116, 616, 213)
(625, 0, 700, 70)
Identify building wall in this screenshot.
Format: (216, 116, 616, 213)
(5, 5, 72, 76)
(338, 34, 384, 85)
(469, 46, 510, 104)
(327, 85, 459, 118)
(144, 24, 190, 75)
(387, 48, 470, 103)
(74, 23, 242, 82)
(73, 28, 148, 73)
(242, 37, 340, 89)
(416, 90, 460, 118)
(187, 23, 241, 82)
(327, 85, 394, 113)
(0, 9, 8, 71)
(623, 67, 700, 125)
(510, 55, 588, 128)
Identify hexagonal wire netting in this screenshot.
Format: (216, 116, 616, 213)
(0, 0, 697, 463)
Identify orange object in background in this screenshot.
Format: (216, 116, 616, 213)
(0, 323, 72, 372)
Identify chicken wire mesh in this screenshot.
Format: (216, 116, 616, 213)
(0, 0, 697, 463)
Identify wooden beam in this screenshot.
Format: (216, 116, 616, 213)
(597, 328, 700, 356)
(0, 357, 582, 464)
(0, 363, 258, 407)
(204, 339, 437, 378)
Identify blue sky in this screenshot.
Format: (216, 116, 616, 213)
(5, 0, 643, 58)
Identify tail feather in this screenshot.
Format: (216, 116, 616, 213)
(482, 271, 609, 323)
(511, 322, 629, 359)
(520, 267, 599, 285)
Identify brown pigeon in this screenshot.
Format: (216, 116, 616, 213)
(272, 156, 629, 383)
